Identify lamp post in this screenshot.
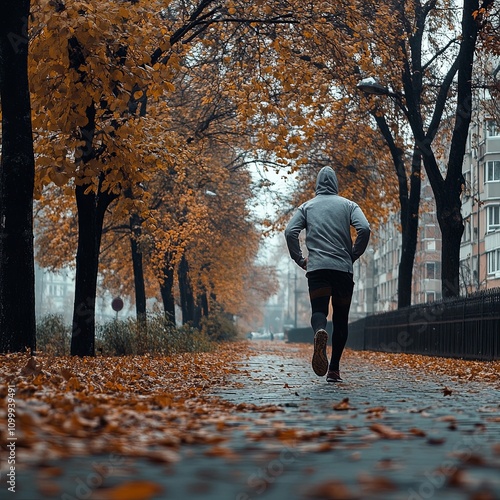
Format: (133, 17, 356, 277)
(356, 78, 408, 117)
(357, 77, 395, 96)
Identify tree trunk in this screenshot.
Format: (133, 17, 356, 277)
(130, 212, 147, 327)
(200, 292, 209, 318)
(0, 2, 36, 353)
(373, 114, 421, 308)
(71, 182, 115, 356)
(398, 148, 421, 308)
(440, 0, 477, 297)
(160, 254, 176, 325)
(178, 254, 194, 324)
(418, 0, 477, 298)
(439, 197, 465, 298)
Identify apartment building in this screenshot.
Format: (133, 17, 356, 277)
(461, 114, 500, 293)
(34, 262, 75, 323)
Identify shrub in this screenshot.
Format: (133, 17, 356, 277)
(36, 314, 70, 355)
(96, 319, 135, 355)
(96, 314, 214, 356)
(200, 311, 239, 342)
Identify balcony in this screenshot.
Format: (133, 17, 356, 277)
(485, 230, 500, 252)
(484, 181, 500, 200)
(480, 137, 500, 157)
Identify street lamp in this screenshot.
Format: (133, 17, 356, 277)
(357, 77, 409, 119)
(356, 77, 398, 97)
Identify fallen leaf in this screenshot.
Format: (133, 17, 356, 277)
(408, 428, 427, 437)
(364, 406, 386, 414)
(101, 481, 163, 500)
(442, 386, 453, 396)
(304, 479, 357, 499)
(369, 423, 404, 439)
(333, 398, 353, 411)
(427, 437, 446, 445)
(21, 357, 41, 376)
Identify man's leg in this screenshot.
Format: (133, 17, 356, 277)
(307, 270, 331, 376)
(329, 271, 354, 372)
(307, 272, 331, 332)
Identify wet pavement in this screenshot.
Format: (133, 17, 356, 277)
(11, 341, 500, 499)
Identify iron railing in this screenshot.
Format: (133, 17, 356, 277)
(347, 288, 500, 360)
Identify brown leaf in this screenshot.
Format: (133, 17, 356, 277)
(204, 445, 238, 459)
(101, 481, 163, 500)
(446, 468, 468, 487)
(333, 398, 353, 411)
(21, 357, 41, 376)
(66, 377, 82, 391)
(364, 406, 386, 414)
(369, 423, 404, 439)
(60, 367, 75, 381)
(304, 479, 357, 499)
(408, 427, 427, 437)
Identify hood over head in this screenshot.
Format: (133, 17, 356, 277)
(315, 166, 339, 195)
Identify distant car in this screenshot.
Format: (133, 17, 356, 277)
(247, 331, 272, 340)
(247, 331, 284, 340)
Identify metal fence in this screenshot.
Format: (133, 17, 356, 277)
(347, 288, 500, 360)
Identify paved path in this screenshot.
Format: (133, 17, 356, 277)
(13, 341, 500, 500)
(213, 341, 500, 500)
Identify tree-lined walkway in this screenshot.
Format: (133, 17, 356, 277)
(5, 340, 500, 499)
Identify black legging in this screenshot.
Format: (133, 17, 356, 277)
(307, 269, 354, 371)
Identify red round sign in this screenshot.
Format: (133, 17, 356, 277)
(111, 297, 124, 312)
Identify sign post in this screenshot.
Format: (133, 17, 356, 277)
(111, 297, 124, 320)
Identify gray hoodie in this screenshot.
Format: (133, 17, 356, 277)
(284, 167, 371, 274)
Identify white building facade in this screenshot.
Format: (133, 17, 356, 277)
(461, 112, 500, 293)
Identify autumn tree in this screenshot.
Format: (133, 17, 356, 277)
(0, 1, 36, 353)
(30, 0, 293, 355)
(31, 1, 294, 347)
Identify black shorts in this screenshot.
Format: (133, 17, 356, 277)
(306, 269, 354, 305)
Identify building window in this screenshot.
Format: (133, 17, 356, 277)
(487, 205, 500, 232)
(426, 262, 436, 279)
(426, 292, 436, 302)
(426, 240, 436, 251)
(486, 120, 500, 138)
(462, 217, 471, 242)
(487, 249, 500, 274)
(485, 161, 500, 182)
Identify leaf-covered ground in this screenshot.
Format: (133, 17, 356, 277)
(1, 341, 500, 499)
(0, 343, 267, 462)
